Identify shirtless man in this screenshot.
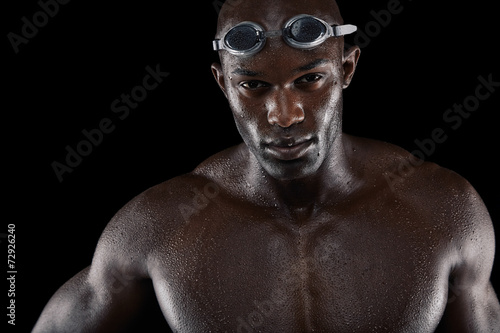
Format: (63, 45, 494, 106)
(33, 0, 499, 332)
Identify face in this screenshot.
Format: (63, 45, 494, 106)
(212, 4, 360, 181)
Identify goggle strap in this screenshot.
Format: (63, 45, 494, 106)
(213, 39, 223, 51)
(334, 24, 357, 37)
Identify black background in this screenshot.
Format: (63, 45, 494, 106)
(4, 0, 499, 331)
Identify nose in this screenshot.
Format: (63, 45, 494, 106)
(266, 89, 305, 128)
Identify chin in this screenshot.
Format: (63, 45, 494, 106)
(261, 156, 324, 181)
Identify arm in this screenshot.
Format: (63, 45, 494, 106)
(33, 198, 157, 332)
(437, 184, 500, 332)
(32, 265, 153, 333)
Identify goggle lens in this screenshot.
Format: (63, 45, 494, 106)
(225, 25, 259, 51)
(289, 17, 326, 43)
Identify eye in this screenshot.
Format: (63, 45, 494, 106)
(240, 80, 269, 90)
(295, 73, 323, 85)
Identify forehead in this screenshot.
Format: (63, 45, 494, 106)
(220, 38, 343, 80)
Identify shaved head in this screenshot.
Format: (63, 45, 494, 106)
(216, 0, 344, 39)
(214, 0, 349, 70)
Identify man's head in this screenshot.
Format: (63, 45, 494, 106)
(212, 0, 360, 181)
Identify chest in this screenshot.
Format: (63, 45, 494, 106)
(151, 208, 450, 332)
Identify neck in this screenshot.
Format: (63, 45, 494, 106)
(247, 133, 357, 219)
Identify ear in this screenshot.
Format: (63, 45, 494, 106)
(211, 62, 228, 99)
(342, 46, 361, 89)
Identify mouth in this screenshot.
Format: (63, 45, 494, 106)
(264, 138, 315, 161)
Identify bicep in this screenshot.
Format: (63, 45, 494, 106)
(33, 267, 95, 332)
(438, 281, 500, 332)
(437, 185, 500, 332)
(34, 192, 171, 332)
(33, 264, 156, 333)
(34, 226, 156, 333)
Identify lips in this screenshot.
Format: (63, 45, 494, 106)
(264, 138, 314, 161)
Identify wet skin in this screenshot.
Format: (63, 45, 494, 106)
(34, 0, 500, 332)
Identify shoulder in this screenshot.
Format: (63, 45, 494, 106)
(347, 134, 482, 201)
(90, 174, 222, 277)
(191, 144, 247, 182)
(91, 146, 245, 275)
(349, 135, 495, 273)
(352, 134, 491, 216)
(100, 172, 219, 236)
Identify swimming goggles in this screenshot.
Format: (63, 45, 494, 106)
(213, 14, 357, 57)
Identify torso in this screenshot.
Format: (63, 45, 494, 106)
(128, 136, 464, 332)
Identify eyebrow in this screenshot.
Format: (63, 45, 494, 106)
(231, 68, 262, 77)
(293, 59, 330, 73)
(231, 58, 330, 78)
